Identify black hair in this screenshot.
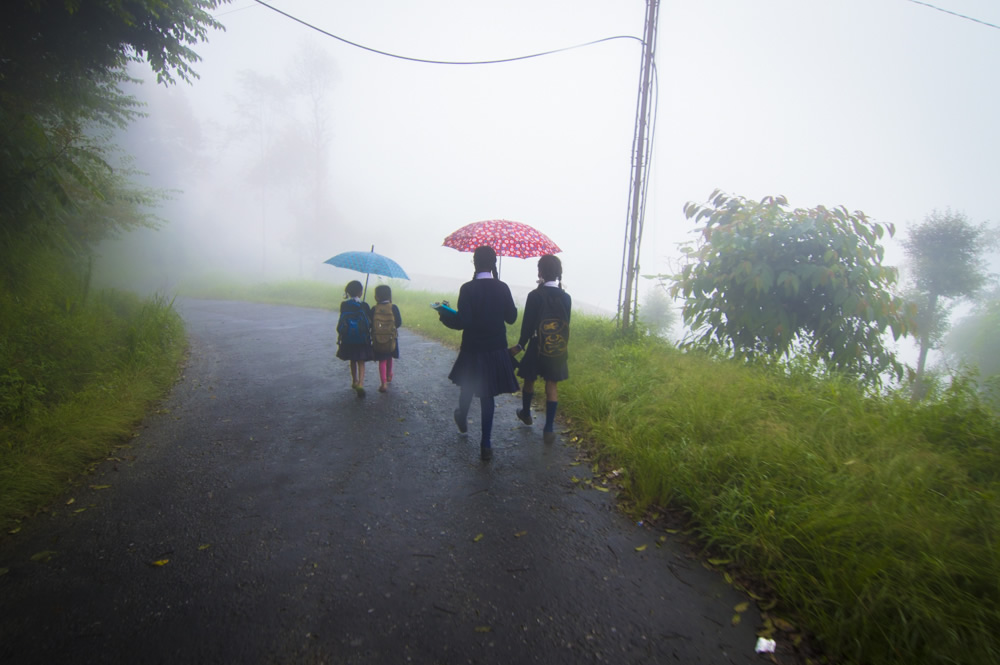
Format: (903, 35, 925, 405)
(537, 254, 563, 287)
(374, 284, 392, 302)
(345, 280, 363, 298)
(473, 245, 498, 279)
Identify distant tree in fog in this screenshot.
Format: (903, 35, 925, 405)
(669, 190, 915, 388)
(942, 287, 1000, 405)
(638, 282, 677, 338)
(902, 209, 993, 400)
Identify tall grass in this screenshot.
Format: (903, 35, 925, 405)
(0, 246, 185, 529)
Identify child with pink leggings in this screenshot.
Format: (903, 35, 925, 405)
(371, 285, 402, 393)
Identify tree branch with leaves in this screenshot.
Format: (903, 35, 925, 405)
(669, 190, 915, 387)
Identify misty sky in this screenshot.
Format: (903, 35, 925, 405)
(108, 0, 999, 332)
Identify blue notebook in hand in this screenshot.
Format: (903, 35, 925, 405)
(431, 302, 457, 315)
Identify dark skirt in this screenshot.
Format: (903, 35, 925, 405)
(516, 338, 569, 383)
(448, 348, 520, 397)
(372, 344, 399, 361)
(336, 343, 375, 362)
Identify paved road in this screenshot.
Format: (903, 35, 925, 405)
(0, 299, 770, 664)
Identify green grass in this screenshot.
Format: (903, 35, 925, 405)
(0, 246, 186, 530)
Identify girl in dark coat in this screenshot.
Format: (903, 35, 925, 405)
(510, 254, 571, 443)
(442, 245, 520, 460)
(336, 280, 374, 397)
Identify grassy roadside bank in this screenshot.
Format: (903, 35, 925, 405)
(178, 276, 999, 665)
(0, 281, 186, 534)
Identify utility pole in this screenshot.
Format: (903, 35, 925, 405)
(618, 0, 660, 333)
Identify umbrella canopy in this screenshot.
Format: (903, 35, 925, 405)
(323, 250, 410, 280)
(442, 219, 561, 259)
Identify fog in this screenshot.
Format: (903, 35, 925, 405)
(98, 0, 999, 348)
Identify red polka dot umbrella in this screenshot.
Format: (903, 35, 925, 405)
(442, 219, 561, 259)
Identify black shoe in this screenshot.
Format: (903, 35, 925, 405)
(453, 409, 468, 434)
(543, 431, 555, 444)
(480, 445, 493, 461)
(516, 408, 533, 426)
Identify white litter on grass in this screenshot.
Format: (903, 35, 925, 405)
(755, 637, 777, 653)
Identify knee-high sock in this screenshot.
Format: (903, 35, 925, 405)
(521, 390, 533, 413)
(458, 386, 474, 419)
(544, 401, 558, 432)
(480, 396, 495, 447)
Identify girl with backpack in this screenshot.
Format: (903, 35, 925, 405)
(336, 280, 374, 397)
(509, 254, 571, 443)
(371, 284, 402, 393)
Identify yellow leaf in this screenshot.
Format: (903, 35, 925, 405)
(66, 498, 76, 506)
(570, 476, 580, 483)
(198, 544, 211, 551)
(30, 551, 56, 562)
(474, 626, 491, 633)
(73, 508, 86, 514)
(89, 485, 111, 490)
(473, 533, 484, 542)
(594, 485, 609, 493)
(9, 527, 21, 535)
(657, 535, 667, 543)
(665, 528, 679, 534)
(708, 558, 731, 566)
(734, 602, 750, 613)
(635, 544, 648, 552)
(514, 531, 527, 538)
(760, 599, 778, 611)
(731, 613, 741, 625)
(773, 617, 796, 632)
(151, 559, 170, 567)
(724, 572, 734, 584)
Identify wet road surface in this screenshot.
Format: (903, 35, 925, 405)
(0, 299, 769, 664)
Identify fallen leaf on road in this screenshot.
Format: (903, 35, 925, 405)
(594, 485, 609, 492)
(473, 533, 484, 542)
(198, 544, 211, 551)
(734, 601, 750, 613)
(514, 531, 527, 538)
(635, 544, 648, 552)
(474, 626, 491, 633)
(66, 498, 75, 506)
(150, 559, 169, 567)
(731, 613, 741, 625)
(89, 484, 111, 490)
(30, 551, 56, 562)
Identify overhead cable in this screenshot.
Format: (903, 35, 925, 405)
(904, 0, 1000, 30)
(250, 0, 642, 65)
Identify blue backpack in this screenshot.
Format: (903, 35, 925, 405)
(338, 303, 370, 346)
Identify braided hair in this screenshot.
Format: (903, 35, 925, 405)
(473, 245, 499, 280)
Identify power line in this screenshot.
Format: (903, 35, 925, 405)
(904, 0, 1000, 30)
(250, 0, 642, 65)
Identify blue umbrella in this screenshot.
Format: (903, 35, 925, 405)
(323, 246, 409, 298)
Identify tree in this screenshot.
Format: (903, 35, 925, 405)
(902, 210, 993, 399)
(942, 287, 1000, 404)
(638, 281, 677, 338)
(669, 190, 914, 387)
(0, 0, 227, 259)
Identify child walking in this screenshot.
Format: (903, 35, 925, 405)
(439, 245, 520, 461)
(371, 284, 402, 393)
(509, 254, 571, 443)
(336, 280, 374, 397)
